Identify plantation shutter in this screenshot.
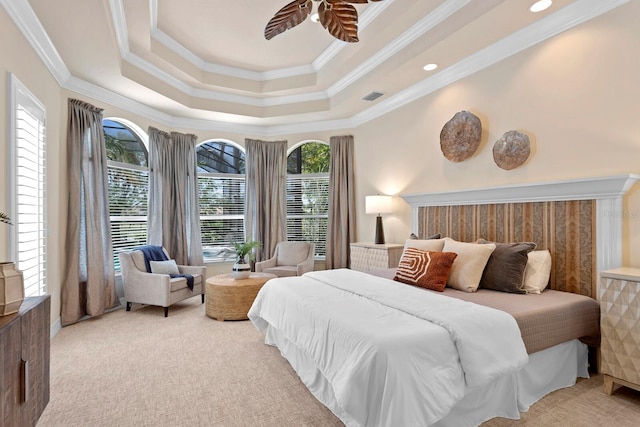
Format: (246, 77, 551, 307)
(12, 77, 47, 297)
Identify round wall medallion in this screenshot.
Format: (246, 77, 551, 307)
(440, 111, 482, 162)
(493, 130, 531, 170)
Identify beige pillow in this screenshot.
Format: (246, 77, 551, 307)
(523, 250, 552, 294)
(442, 237, 496, 292)
(150, 259, 180, 275)
(402, 238, 445, 258)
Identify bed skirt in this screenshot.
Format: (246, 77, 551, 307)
(264, 324, 589, 427)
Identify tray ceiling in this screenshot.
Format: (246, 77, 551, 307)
(2, 0, 628, 134)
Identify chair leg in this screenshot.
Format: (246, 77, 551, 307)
(164, 307, 169, 317)
(126, 302, 132, 311)
(201, 294, 205, 304)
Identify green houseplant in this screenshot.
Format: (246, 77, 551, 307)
(231, 240, 261, 280)
(0, 212, 24, 316)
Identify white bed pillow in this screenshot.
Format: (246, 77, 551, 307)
(150, 259, 180, 275)
(523, 250, 552, 294)
(442, 237, 496, 292)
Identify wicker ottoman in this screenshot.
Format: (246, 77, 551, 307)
(205, 272, 276, 321)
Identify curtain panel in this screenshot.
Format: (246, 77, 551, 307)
(61, 99, 119, 326)
(326, 135, 356, 269)
(147, 127, 203, 265)
(245, 139, 287, 262)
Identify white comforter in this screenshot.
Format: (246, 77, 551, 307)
(249, 269, 528, 426)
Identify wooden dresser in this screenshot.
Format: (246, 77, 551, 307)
(0, 295, 50, 426)
(599, 268, 640, 395)
(350, 242, 404, 272)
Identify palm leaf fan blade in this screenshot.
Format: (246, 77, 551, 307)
(265, 0, 313, 40)
(319, 2, 359, 43)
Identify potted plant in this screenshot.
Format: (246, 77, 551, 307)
(231, 240, 261, 280)
(0, 212, 24, 316)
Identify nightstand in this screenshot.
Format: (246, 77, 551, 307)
(350, 242, 404, 272)
(599, 267, 640, 395)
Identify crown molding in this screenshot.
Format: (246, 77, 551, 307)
(351, 0, 630, 127)
(1, 0, 70, 85)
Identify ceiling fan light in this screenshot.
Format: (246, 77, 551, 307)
(311, 13, 320, 23)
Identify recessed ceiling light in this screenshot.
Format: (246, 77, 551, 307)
(310, 13, 320, 23)
(530, 0, 552, 13)
(423, 63, 438, 71)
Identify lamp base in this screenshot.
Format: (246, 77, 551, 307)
(374, 215, 385, 245)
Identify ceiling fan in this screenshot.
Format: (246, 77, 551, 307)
(265, 0, 384, 43)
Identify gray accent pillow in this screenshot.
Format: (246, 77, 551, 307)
(410, 232, 441, 240)
(477, 239, 537, 294)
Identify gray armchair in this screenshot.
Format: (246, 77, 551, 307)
(119, 247, 206, 317)
(255, 241, 315, 277)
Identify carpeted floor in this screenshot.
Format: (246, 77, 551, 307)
(37, 297, 640, 427)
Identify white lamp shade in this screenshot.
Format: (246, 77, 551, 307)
(365, 195, 392, 214)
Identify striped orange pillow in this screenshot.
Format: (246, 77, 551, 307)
(393, 248, 457, 292)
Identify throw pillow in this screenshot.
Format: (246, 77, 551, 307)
(477, 239, 536, 293)
(523, 250, 552, 294)
(394, 247, 457, 292)
(442, 237, 496, 292)
(150, 259, 180, 275)
(410, 232, 442, 240)
(402, 238, 445, 257)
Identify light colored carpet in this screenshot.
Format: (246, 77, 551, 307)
(37, 297, 640, 427)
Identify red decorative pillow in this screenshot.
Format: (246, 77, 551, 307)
(393, 248, 458, 292)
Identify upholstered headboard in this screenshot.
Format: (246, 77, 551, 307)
(401, 175, 640, 299)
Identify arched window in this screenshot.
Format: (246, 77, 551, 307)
(286, 141, 330, 258)
(197, 140, 246, 261)
(104, 118, 149, 270)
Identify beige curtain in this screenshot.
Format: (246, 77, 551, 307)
(147, 127, 203, 265)
(61, 99, 119, 326)
(326, 135, 356, 269)
(245, 138, 287, 262)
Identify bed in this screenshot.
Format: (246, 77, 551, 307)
(249, 175, 639, 426)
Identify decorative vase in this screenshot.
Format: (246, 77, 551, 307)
(232, 256, 251, 280)
(0, 262, 24, 316)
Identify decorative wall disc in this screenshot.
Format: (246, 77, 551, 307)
(493, 130, 531, 170)
(440, 111, 482, 162)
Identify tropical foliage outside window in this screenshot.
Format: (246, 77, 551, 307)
(104, 119, 148, 270)
(287, 142, 330, 258)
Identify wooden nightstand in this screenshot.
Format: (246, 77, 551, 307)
(599, 267, 640, 395)
(350, 242, 404, 272)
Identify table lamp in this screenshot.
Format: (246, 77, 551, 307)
(365, 195, 392, 244)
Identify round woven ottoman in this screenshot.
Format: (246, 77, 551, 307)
(205, 272, 277, 321)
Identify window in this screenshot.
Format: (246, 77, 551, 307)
(197, 140, 246, 261)
(104, 119, 149, 271)
(9, 75, 47, 297)
(286, 141, 330, 258)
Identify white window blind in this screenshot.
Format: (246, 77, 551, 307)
(199, 174, 245, 261)
(107, 161, 148, 270)
(286, 173, 329, 257)
(11, 76, 47, 297)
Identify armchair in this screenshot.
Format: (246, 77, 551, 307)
(255, 241, 315, 277)
(119, 247, 206, 317)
